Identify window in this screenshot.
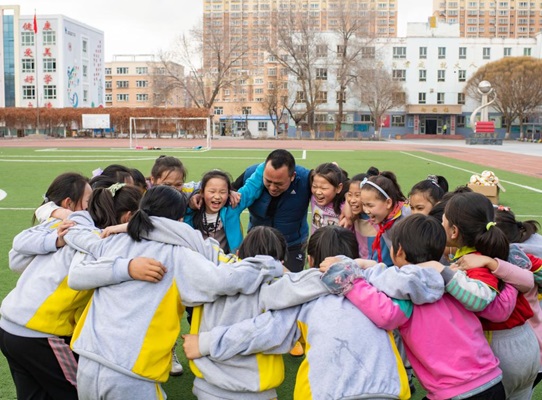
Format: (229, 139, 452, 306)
(504, 47, 512, 57)
(43, 31, 56, 45)
(22, 58, 35, 73)
(362, 46, 375, 58)
(21, 32, 34, 46)
(337, 45, 346, 57)
(116, 81, 129, 88)
(392, 69, 406, 81)
(391, 115, 405, 127)
(316, 91, 327, 103)
(83, 65, 88, 78)
(483, 47, 491, 59)
(524, 48, 532, 56)
(255, 88, 264, 94)
(316, 68, 327, 80)
(117, 94, 129, 102)
(258, 122, 268, 132)
(83, 89, 88, 102)
(458, 93, 466, 104)
(82, 39, 88, 54)
(457, 115, 466, 127)
(105, 94, 112, 102)
(393, 46, 406, 58)
(336, 91, 346, 103)
(136, 67, 148, 74)
(392, 92, 406, 104)
(136, 94, 149, 102)
(438, 47, 446, 59)
(105, 68, 111, 75)
(419, 46, 427, 59)
(213, 107, 223, 115)
(437, 92, 445, 104)
(438, 70, 446, 82)
(296, 91, 305, 103)
(268, 68, 277, 76)
(459, 47, 467, 59)
(22, 85, 35, 100)
(105, 81, 112, 89)
(43, 58, 56, 73)
(242, 106, 252, 115)
(316, 45, 327, 57)
(418, 92, 426, 104)
(116, 67, 129, 74)
(458, 70, 466, 82)
(136, 80, 148, 88)
(43, 85, 57, 100)
(419, 69, 427, 82)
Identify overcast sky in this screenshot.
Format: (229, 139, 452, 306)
(16, 0, 432, 61)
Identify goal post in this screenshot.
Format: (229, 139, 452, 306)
(128, 117, 212, 150)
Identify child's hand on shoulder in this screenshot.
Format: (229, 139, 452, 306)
(51, 208, 73, 220)
(128, 257, 167, 282)
(455, 254, 497, 271)
(355, 258, 377, 270)
(319, 256, 344, 273)
(56, 220, 76, 248)
(101, 223, 128, 238)
(229, 190, 241, 208)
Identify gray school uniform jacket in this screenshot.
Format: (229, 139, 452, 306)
(63, 211, 283, 384)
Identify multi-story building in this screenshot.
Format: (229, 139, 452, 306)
(204, 0, 398, 127)
(433, 0, 542, 38)
(0, 6, 19, 108)
(105, 55, 184, 108)
(288, 21, 542, 137)
(12, 9, 104, 108)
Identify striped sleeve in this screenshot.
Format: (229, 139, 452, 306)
(445, 270, 497, 312)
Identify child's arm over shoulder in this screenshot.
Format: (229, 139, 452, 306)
(12, 218, 61, 255)
(235, 162, 265, 210)
(476, 283, 518, 323)
(63, 211, 103, 256)
(257, 269, 331, 311)
(362, 262, 445, 305)
(193, 306, 301, 360)
(442, 267, 497, 312)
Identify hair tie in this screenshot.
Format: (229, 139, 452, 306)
(141, 207, 151, 214)
(360, 177, 390, 200)
(426, 175, 441, 188)
(107, 183, 126, 197)
(497, 205, 510, 212)
(92, 167, 103, 178)
(42, 194, 49, 202)
(486, 221, 496, 231)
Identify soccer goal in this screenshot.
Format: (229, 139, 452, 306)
(128, 117, 212, 150)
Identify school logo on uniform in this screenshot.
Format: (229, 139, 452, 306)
(291, 190, 296, 195)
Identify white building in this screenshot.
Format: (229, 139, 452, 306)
(18, 14, 104, 108)
(287, 20, 542, 138)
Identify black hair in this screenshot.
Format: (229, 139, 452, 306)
(238, 226, 288, 262)
(34, 172, 89, 224)
(127, 186, 187, 241)
(130, 168, 148, 193)
(361, 171, 406, 206)
(192, 170, 232, 237)
(390, 214, 446, 264)
(89, 175, 119, 190)
(88, 185, 142, 229)
(101, 164, 134, 184)
(265, 149, 296, 176)
(349, 173, 368, 183)
(444, 192, 509, 260)
(366, 166, 380, 177)
(495, 208, 540, 244)
(306, 225, 359, 268)
(408, 175, 447, 206)
(310, 163, 349, 215)
(150, 155, 187, 182)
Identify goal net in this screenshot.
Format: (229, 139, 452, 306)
(128, 117, 212, 150)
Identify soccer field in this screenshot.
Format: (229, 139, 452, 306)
(0, 145, 541, 399)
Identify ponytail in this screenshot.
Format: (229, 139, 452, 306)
(128, 186, 186, 241)
(495, 208, 540, 243)
(445, 192, 509, 260)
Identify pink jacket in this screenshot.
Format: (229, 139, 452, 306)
(346, 279, 502, 400)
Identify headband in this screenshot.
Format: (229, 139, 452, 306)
(360, 177, 390, 200)
(107, 183, 126, 197)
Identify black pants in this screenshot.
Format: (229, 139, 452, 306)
(285, 242, 306, 272)
(422, 381, 505, 400)
(0, 327, 78, 400)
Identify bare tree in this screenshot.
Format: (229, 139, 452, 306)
(331, 3, 374, 140)
(154, 22, 248, 112)
(266, 10, 328, 139)
(465, 56, 542, 139)
(261, 78, 289, 137)
(353, 63, 406, 139)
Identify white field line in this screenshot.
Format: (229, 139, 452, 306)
(401, 151, 542, 194)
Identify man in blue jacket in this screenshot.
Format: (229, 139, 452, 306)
(233, 149, 311, 273)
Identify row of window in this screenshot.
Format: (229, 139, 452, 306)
(395, 45, 532, 59)
(392, 69, 466, 82)
(105, 94, 150, 102)
(105, 80, 149, 89)
(21, 31, 56, 46)
(21, 58, 57, 73)
(22, 85, 57, 100)
(105, 67, 151, 75)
